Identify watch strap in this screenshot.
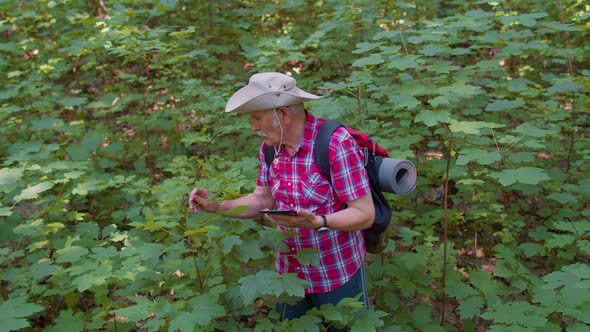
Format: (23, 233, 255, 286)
(316, 214, 329, 231)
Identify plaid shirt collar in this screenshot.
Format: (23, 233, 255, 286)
(293, 110, 319, 156)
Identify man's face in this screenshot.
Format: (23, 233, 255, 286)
(250, 109, 280, 145)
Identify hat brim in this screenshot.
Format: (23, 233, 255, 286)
(225, 86, 321, 113)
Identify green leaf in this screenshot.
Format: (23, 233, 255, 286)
(0, 297, 45, 331)
(386, 56, 419, 70)
(445, 282, 478, 299)
(66, 131, 104, 161)
(169, 312, 200, 332)
(55, 246, 89, 263)
(494, 167, 551, 186)
(506, 78, 530, 92)
(287, 315, 323, 331)
(58, 97, 88, 108)
(186, 294, 226, 326)
(352, 42, 383, 54)
(389, 94, 420, 110)
(222, 236, 242, 255)
(439, 83, 483, 98)
(470, 269, 508, 306)
(415, 109, 451, 127)
(420, 44, 449, 56)
(456, 149, 501, 166)
(458, 296, 484, 319)
(545, 234, 576, 249)
(29, 260, 59, 280)
(0, 168, 23, 186)
(562, 263, 590, 280)
(0, 207, 12, 216)
(515, 123, 558, 138)
(352, 54, 384, 67)
(518, 13, 546, 27)
(294, 248, 320, 267)
(482, 301, 548, 327)
(351, 308, 388, 330)
(232, 238, 263, 263)
(71, 263, 111, 291)
(547, 80, 583, 94)
(426, 61, 460, 73)
(449, 120, 504, 135)
(547, 193, 578, 204)
(114, 297, 154, 323)
(519, 243, 545, 257)
(238, 270, 307, 305)
(14, 181, 55, 202)
(543, 268, 581, 290)
(485, 99, 525, 112)
(44, 309, 85, 332)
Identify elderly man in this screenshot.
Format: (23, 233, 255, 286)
(189, 72, 375, 326)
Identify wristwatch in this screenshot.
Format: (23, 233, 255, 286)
(316, 214, 330, 231)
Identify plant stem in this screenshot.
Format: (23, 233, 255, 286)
(192, 254, 204, 294)
(440, 123, 453, 324)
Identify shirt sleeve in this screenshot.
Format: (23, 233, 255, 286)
(328, 127, 371, 203)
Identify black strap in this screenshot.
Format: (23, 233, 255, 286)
(264, 144, 275, 167)
(314, 119, 343, 183)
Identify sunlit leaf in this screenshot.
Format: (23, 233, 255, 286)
(0, 168, 24, 186)
(0, 207, 12, 216)
(14, 181, 54, 202)
(449, 120, 504, 135)
(415, 109, 451, 127)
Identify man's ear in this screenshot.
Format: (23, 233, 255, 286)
(278, 107, 291, 122)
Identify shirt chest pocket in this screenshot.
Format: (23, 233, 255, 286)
(298, 172, 332, 208)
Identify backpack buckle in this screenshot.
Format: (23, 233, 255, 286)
(369, 137, 376, 155)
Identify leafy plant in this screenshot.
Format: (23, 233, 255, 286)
(0, 0, 588, 330)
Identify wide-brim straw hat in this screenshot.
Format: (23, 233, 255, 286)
(225, 72, 322, 113)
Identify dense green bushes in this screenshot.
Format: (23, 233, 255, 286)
(1, 0, 588, 331)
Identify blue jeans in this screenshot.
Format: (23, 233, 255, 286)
(276, 265, 370, 331)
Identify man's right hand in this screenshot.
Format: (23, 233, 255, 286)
(189, 188, 220, 214)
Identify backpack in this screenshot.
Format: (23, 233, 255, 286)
(264, 119, 393, 254)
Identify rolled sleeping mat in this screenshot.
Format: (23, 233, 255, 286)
(375, 157, 417, 195)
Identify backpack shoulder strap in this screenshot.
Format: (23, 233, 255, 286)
(314, 119, 344, 182)
(263, 144, 274, 167)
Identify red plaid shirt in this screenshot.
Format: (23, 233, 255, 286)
(257, 112, 370, 294)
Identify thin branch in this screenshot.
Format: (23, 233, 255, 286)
(440, 123, 453, 324)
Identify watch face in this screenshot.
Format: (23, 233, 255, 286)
(316, 226, 330, 232)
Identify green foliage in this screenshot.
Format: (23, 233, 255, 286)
(0, 0, 588, 330)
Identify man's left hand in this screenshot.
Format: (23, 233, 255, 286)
(264, 209, 322, 229)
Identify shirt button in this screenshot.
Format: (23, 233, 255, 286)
(291, 247, 295, 252)
(288, 182, 292, 186)
(296, 267, 301, 271)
